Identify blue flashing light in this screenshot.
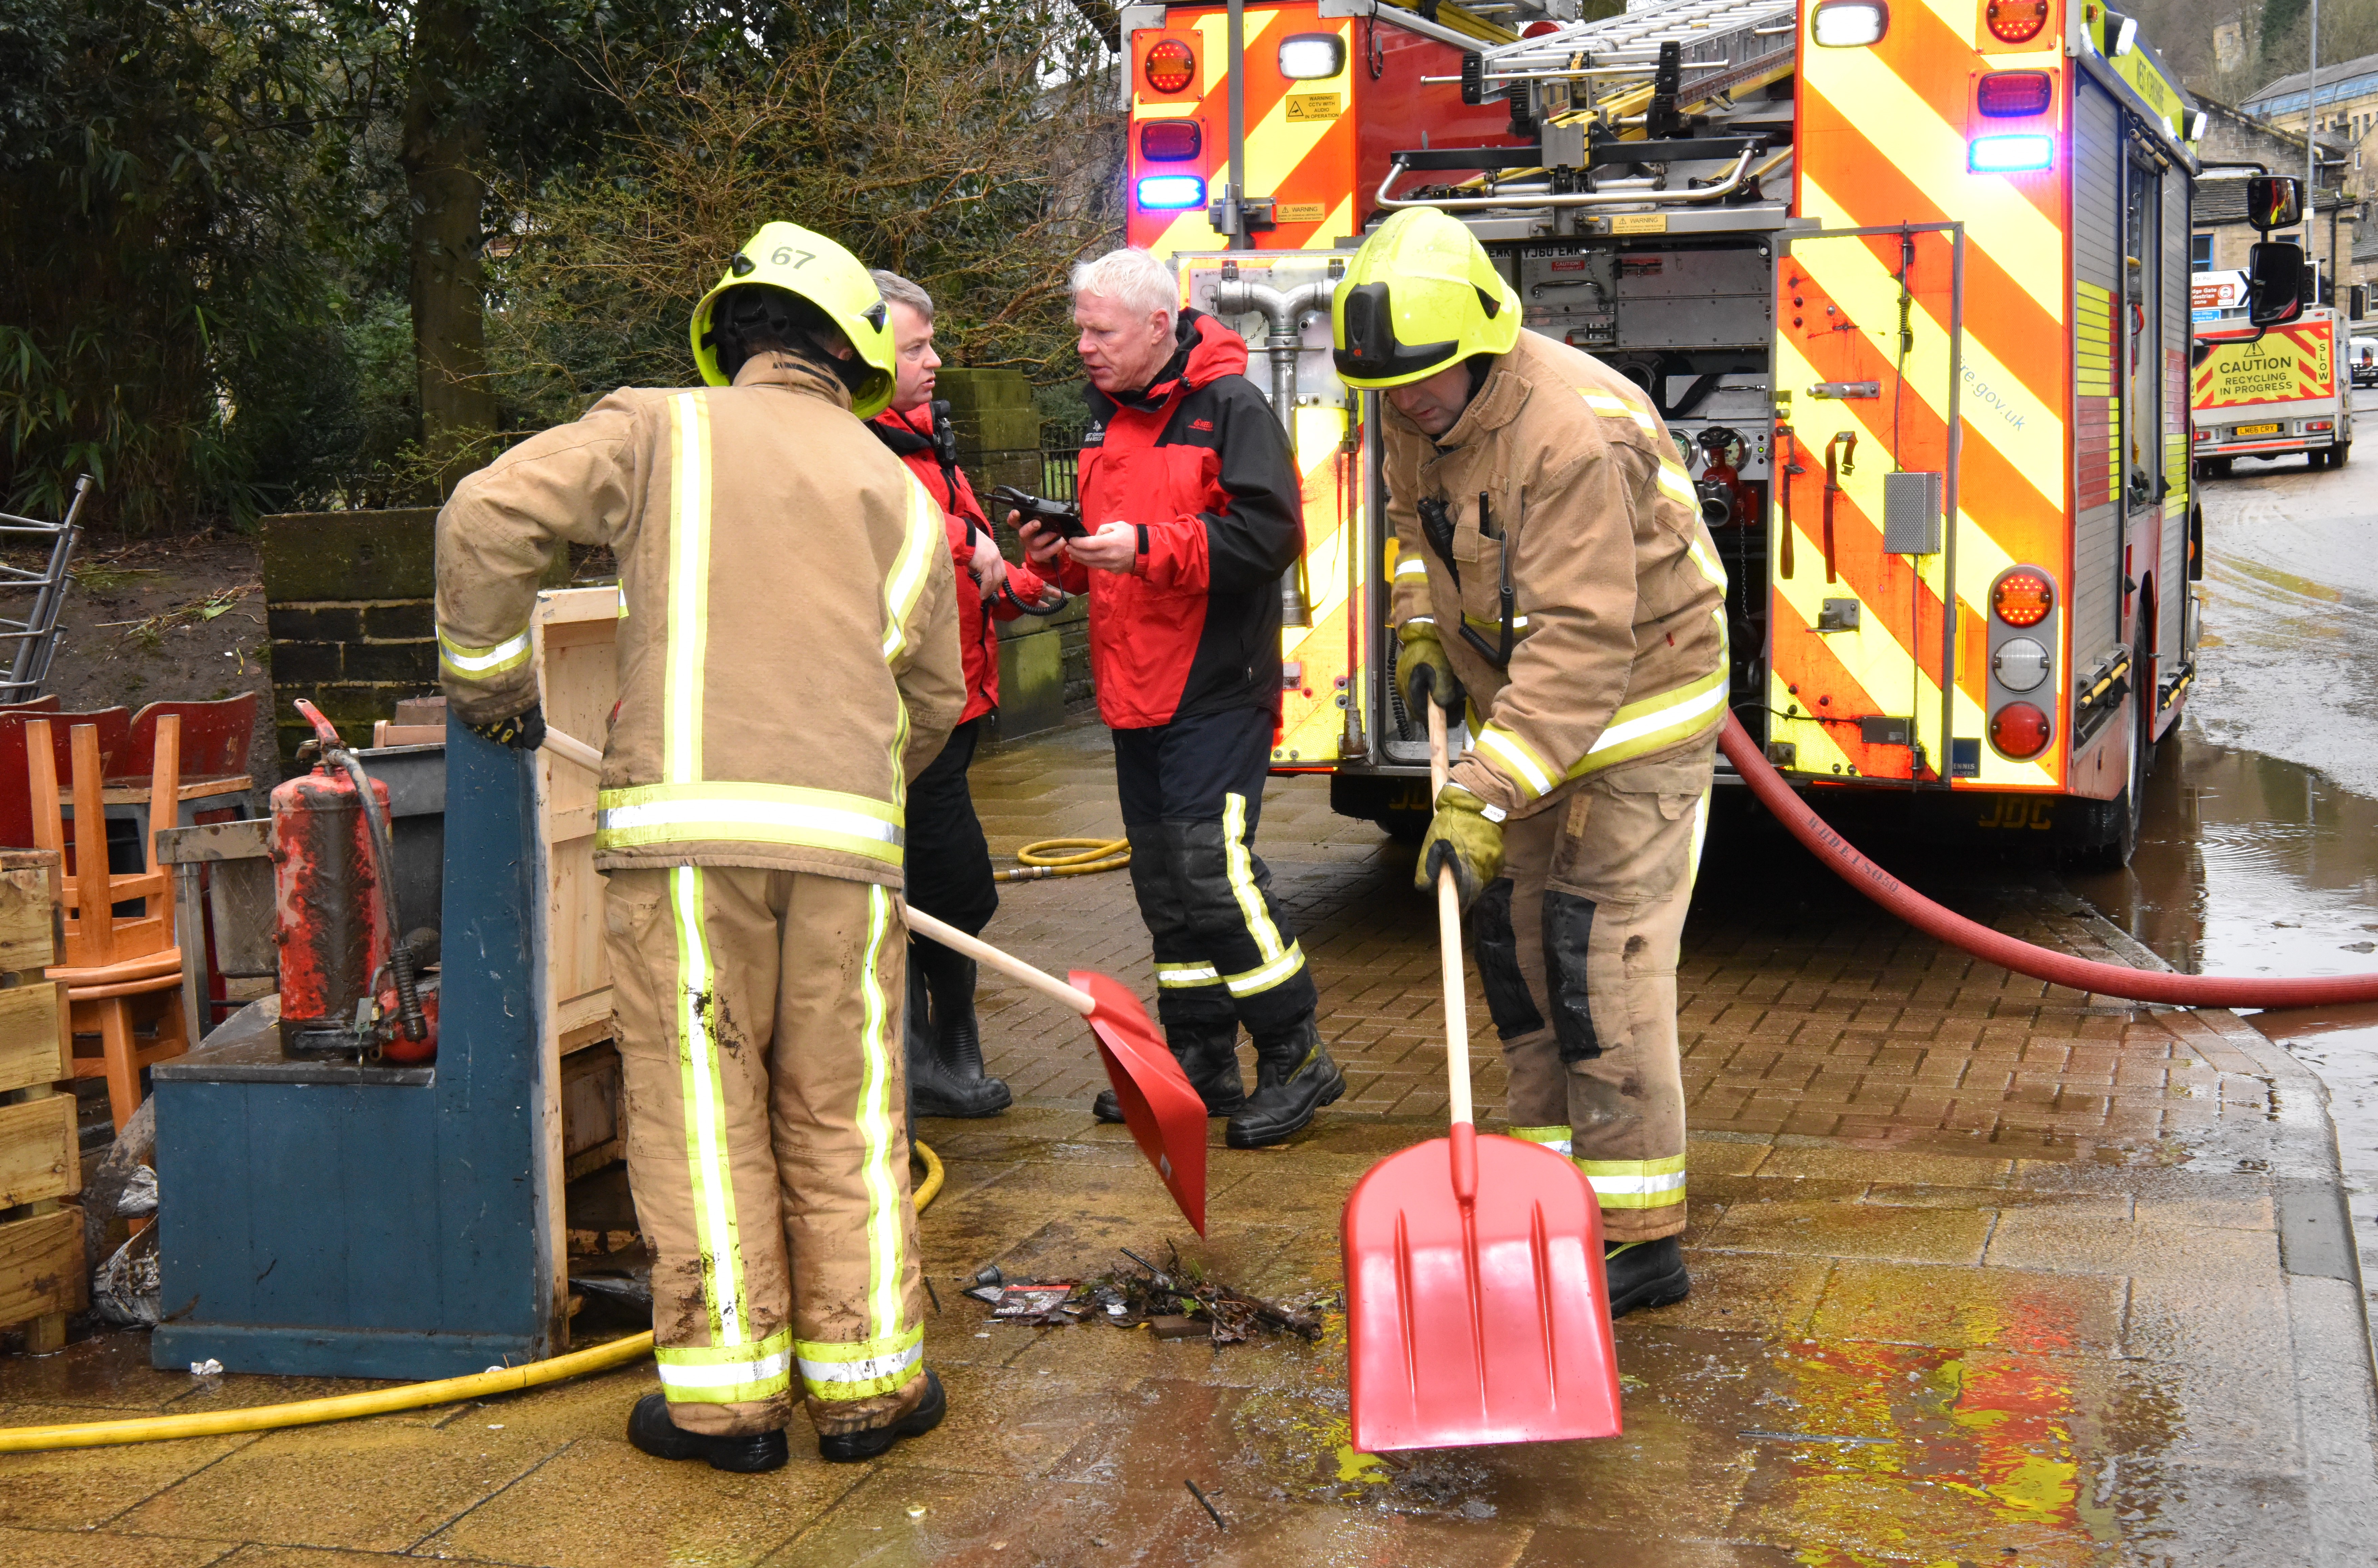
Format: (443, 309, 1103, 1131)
(1136, 174, 1207, 209)
(1969, 134, 2054, 173)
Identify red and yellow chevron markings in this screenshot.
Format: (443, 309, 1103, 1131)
(1771, 0, 2071, 790)
(1275, 400, 1357, 765)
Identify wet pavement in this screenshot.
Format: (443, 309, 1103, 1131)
(7, 399, 2378, 1564)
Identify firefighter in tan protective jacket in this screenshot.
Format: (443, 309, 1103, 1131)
(435, 223, 963, 1473)
(1333, 209, 1728, 1319)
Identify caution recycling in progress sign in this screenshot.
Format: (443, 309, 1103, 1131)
(2192, 320, 2335, 410)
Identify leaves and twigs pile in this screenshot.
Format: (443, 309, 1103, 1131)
(962, 1243, 1324, 1345)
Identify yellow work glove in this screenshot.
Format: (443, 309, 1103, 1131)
(1415, 783, 1504, 911)
(1395, 621, 1465, 715)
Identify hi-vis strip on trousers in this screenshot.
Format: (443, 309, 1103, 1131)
(1477, 738, 1716, 1243)
(606, 865, 925, 1437)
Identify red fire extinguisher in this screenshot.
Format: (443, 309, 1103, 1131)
(1697, 427, 1759, 528)
(272, 700, 433, 1060)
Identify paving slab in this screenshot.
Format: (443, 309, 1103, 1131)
(4, 715, 2374, 1564)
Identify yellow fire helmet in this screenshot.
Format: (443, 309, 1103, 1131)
(1331, 208, 1521, 389)
(690, 221, 896, 417)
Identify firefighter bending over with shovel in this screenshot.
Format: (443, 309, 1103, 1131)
(435, 223, 963, 1470)
(1334, 209, 1728, 1317)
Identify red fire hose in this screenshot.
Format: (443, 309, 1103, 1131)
(1718, 715, 2378, 1009)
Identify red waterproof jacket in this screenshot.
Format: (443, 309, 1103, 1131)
(871, 402, 1052, 725)
(1062, 310, 1304, 730)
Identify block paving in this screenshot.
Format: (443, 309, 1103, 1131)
(3, 715, 2375, 1566)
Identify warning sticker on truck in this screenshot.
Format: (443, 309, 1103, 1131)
(2192, 321, 2335, 409)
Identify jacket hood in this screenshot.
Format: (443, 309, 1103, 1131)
(1095, 308, 1246, 416)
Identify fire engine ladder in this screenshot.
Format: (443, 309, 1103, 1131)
(1374, 0, 1799, 215)
(0, 475, 89, 704)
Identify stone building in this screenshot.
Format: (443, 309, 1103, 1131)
(2242, 54, 2378, 323)
(2191, 96, 2362, 322)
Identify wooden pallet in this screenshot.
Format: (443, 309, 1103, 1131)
(0, 848, 86, 1352)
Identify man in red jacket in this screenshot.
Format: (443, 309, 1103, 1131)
(1018, 247, 1341, 1149)
(868, 269, 1062, 1118)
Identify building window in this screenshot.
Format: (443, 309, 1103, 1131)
(2192, 232, 2215, 270)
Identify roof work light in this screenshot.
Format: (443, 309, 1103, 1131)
(1812, 1, 1888, 46)
(1970, 134, 2054, 172)
(1136, 174, 1207, 210)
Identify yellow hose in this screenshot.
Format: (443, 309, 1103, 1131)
(0, 1139, 947, 1454)
(992, 836, 1129, 881)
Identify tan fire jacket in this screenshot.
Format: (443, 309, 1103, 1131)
(1386, 330, 1728, 819)
(436, 354, 962, 887)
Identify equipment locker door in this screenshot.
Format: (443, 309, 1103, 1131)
(1767, 223, 1968, 784)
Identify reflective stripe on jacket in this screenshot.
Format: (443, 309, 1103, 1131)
(436, 354, 963, 885)
(1385, 330, 1728, 818)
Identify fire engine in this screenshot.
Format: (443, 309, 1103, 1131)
(1118, 0, 2220, 867)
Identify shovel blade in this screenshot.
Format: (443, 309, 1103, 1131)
(1344, 1133, 1621, 1452)
(1070, 969, 1207, 1236)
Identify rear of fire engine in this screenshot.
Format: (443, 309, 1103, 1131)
(1120, 0, 2204, 867)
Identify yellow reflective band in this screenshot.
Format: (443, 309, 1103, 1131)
(857, 886, 905, 1341)
(616, 585, 629, 621)
(1577, 1153, 1687, 1209)
(795, 1324, 926, 1402)
(1463, 611, 1531, 633)
(882, 473, 940, 661)
(596, 781, 904, 863)
(437, 625, 532, 679)
(1394, 555, 1429, 579)
(665, 392, 714, 784)
(1156, 961, 1222, 988)
(1566, 667, 1729, 781)
(670, 865, 748, 1345)
(1656, 463, 1699, 507)
(1690, 783, 1712, 880)
(655, 1329, 794, 1404)
(1510, 1125, 1572, 1156)
(1581, 389, 1659, 432)
(1220, 793, 1288, 962)
(1475, 724, 1556, 800)
(1683, 531, 1729, 592)
(1223, 942, 1307, 999)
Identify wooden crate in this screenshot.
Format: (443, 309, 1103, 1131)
(0, 848, 85, 1352)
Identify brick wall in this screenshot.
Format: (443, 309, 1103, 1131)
(260, 508, 562, 768)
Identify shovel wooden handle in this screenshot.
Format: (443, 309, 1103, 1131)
(539, 724, 1099, 1019)
(1426, 704, 1474, 1132)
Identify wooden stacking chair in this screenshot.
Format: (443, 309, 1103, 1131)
(28, 716, 190, 1129)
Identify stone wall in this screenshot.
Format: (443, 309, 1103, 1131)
(260, 509, 564, 768)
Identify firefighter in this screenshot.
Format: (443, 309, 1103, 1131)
(436, 222, 963, 1470)
(1015, 246, 1343, 1149)
(866, 268, 1062, 1120)
(1333, 209, 1727, 1317)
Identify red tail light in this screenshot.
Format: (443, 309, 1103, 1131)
(1139, 119, 1201, 162)
(1144, 38, 1195, 95)
(1992, 569, 2054, 627)
(1990, 703, 2053, 759)
(1977, 70, 2052, 116)
(1985, 0, 2049, 43)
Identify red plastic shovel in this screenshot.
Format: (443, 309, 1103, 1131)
(539, 726, 1209, 1235)
(1342, 703, 1623, 1452)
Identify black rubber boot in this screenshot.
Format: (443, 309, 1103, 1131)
(910, 941, 1010, 1119)
(1093, 1023, 1246, 1122)
(1603, 1237, 1691, 1318)
(818, 1369, 947, 1463)
(626, 1392, 788, 1473)
(1223, 1016, 1343, 1149)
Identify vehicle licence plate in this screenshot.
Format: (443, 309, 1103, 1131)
(2234, 423, 2282, 437)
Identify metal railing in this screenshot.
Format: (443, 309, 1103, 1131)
(0, 476, 90, 704)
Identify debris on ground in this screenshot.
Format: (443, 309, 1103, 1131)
(962, 1242, 1326, 1345)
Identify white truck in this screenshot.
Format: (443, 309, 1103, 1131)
(2191, 290, 2353, 474)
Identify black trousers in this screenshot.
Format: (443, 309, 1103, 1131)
(1113, 706, 1317, 1038)
(906, 716, 997, 951)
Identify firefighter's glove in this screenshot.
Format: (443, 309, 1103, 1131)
(1416, 783, 1504, 912)
(1395, 622, 1465, 715)
(468, 705, 545, 752)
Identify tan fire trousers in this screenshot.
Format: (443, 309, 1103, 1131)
(605, 865, 927, 1438)
(1471, 741, 1715, 1243)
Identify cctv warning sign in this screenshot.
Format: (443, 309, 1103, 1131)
(2191, 319, 2335, 410)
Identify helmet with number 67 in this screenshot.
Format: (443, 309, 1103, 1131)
(690, 221, 897, 417)
(1331, 208, 1521, 389)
